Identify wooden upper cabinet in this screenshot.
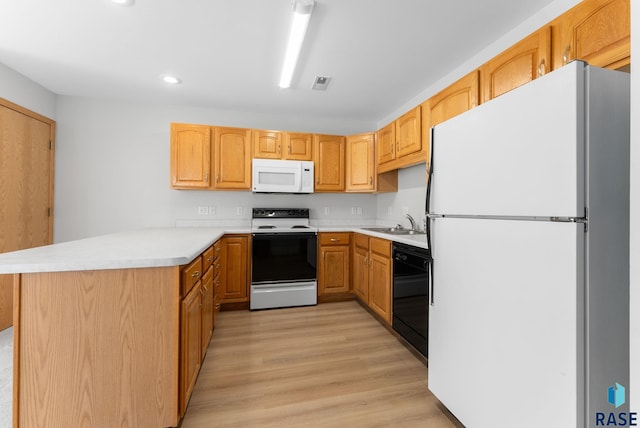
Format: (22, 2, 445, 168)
(376, 121, 396, 167)
(252, 130, 282, 159)
(253, 130, 312, 160)
(377, 105, 423, 172)
(481, 26, 551, 103)
(313, 134, 346, 192)
(346, 133, 376, 192)
(213, 127, 252, 189)
(170, 123, 211, 189)
(396, 105, 422, 159)
(283, 132, 313, 160)
(552, 0, 630, 71)
(422, 70, 480, 173)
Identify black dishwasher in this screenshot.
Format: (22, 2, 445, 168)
(392, 242, 430, 356)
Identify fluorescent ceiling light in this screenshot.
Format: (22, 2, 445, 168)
(278, 0, 315, 89)
(111, 0, 134, 6)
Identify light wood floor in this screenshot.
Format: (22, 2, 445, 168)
(181, 301, 464, 428)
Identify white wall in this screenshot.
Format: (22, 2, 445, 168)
(53, 96, 378, 242)
(630, 0, 639, 413)
(376, 164, 427, 229)
(0, 63, 56, 119)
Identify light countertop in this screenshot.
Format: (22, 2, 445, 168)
(0, 225, 427, 274)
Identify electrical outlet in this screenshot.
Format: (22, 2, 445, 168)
(236, 207, 243, 216)
(324, 207, 330, 215)
(209, 206, 216, 215)
(351, 207, 357, 215)
(357, 207, 362, 216)
(387, 206, 393, 216)
(198, 206, 209, 215)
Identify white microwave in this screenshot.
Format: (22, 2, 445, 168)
(252, 159, 314, 193)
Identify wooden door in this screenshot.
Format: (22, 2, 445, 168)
(313, 134, 345, 192)
(213, 127, 251, 189)
(180, 282, 202, 415)
(346, 133, 375, 192)
(423, 70, 480, 135)
(0, 99, 55, 330)
(283, 132, 313, 160)
(481, 27, 551, 102)
(170, 123, 211, 188)
(319, 245, 350, 295)
(352, 237, 369, 302)
(422, 70, 480, 177)
(222, 236, 248, 302)
(376, 121, 396, 168)
(552, 0, 630, 71)
(368, 238, 392, 324)
(396, 106, 422, 159)
(252, 130, 282, 159)
(201, 266, 214, 358)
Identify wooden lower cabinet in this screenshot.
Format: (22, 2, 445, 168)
(351, 234, 392, 324)
(180, 277, 203, 416)
(368, 239, 392, 324)
(318, 233, 351, 297)
(352, 234, 370, 302)
(221, 235, 250, 302)
(201, 264, 214, 358)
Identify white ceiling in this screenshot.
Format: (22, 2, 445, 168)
(0, 0, 559, 123)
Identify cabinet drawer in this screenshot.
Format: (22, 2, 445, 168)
(181, 256, 203, 296)
(320, 232, 351, 246)
(203, 245, 215, 272)
(354, 233, 369, 249)
(369, 237, 391, 257)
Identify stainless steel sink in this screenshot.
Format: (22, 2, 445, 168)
(361, 227, 425, 235)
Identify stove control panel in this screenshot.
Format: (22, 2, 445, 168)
(252, 208, 310, 219)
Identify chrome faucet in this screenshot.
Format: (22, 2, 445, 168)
(405, 213, 417, 230)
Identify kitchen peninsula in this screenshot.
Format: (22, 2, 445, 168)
(0, 228, 231, 427)
(0, 226, 427, 427)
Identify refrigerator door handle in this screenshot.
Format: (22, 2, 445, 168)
(426, 128, 436, 306)
(427, 217, 435, 306)
(425, 126, 435, 216)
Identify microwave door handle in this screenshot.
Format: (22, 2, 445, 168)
(295, 164, 302, 192)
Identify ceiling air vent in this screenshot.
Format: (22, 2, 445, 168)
(311, 76, 331, 91)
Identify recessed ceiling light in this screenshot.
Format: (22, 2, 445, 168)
(111, 0, 134, 6)
(160, 75, 182, 85)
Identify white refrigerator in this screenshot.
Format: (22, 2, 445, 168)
(426, 61, 629, 428)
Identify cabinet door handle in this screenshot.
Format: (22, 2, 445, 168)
(537, 59, 546, 77)
(278, 145, 281, 154)
(207, 257, 213, 262)
(205, 173, 209, 182)
(215, 175, 219, 183)
(316, 177, 320, 185)
(369, 176, 373, 185)
(288, 145, 291, 154)
(192, 271, 200, 278)
(563, 45, 570, 65)
(364, 256, 368, 265)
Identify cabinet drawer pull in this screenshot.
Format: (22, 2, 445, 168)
(192, 271, 200, 278)
(207, 256, 213, 262)
(330, 238, 340, 242)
